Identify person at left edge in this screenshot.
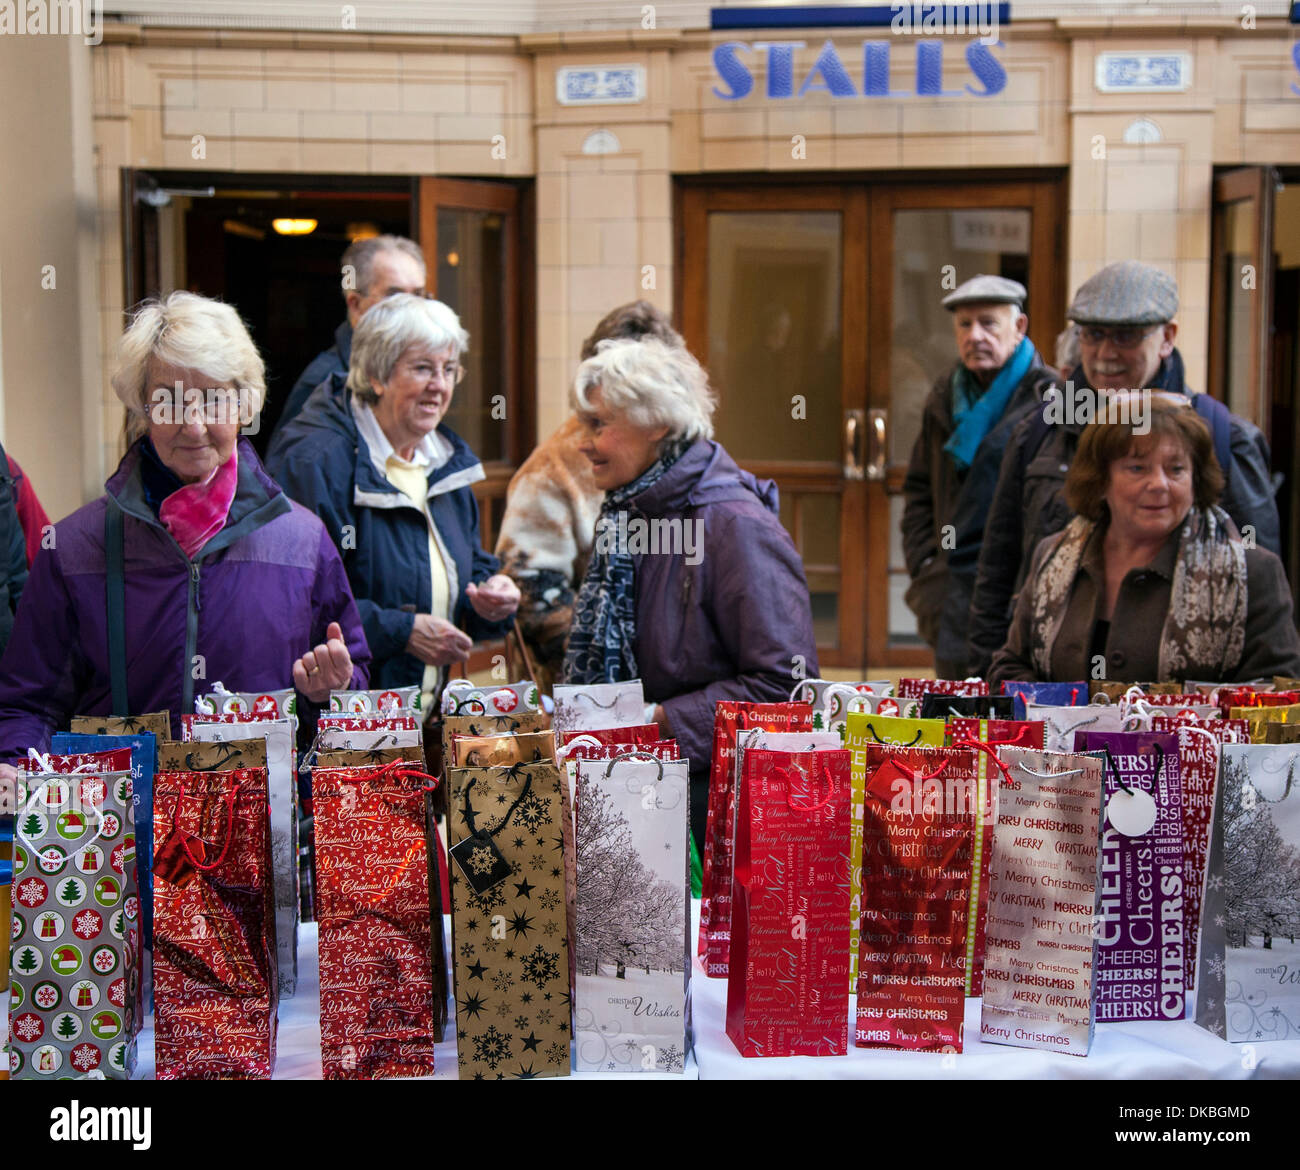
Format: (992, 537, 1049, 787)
(0, 291, 370, 805)
(900, 274, 1049, 678)
(267, 294, 519, 702)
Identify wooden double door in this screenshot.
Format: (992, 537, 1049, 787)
(677, 176, 1065, 668)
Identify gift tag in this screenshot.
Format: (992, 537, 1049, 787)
(1106, 787, 1157, 837)
(449, 831, 513, 894)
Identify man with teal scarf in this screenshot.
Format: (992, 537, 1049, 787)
(901, 275, 1049, 677)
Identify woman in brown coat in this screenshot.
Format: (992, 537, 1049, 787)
(989, 395, 1300, 687)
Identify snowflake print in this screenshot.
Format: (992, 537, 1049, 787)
(1207, 873, 1224, 891)
(535, 1008, 552, 1025)
(17, 878, 47, 908)
(514, 792, 549, 830)
(514, 1015, 530, 1030)
(657, 1044, 683, 1072)
(543, 921, 559, 937)
(92, 950, 115, 973)
(538, 889, 560, 912)
(472, 1025, 512, 1071)
(468, 845, 498, 876)
(481, 938, 500, 954)
(1204, 998, 1217, 1013)
(545, 1042, 566, 1064)
(1207, 956, 1226, 980)
(13, 1013, 43, 1042)
(467, 885, 506, 915)
(459, 942, 476, 959)
(34, 986, 59, 1009)
(73, 910, 101, 938)
(71, 1044, 100, 1072)
(520, 944, 559, 990)
(1214, 914, 1226, 929)
(495, 1001, 512, 1020)
(491, 970, 514, 993)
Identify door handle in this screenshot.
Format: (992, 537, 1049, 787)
(866, 408, 887, 481)
(843, 410, 864, 480)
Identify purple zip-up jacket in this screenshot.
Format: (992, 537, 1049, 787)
(630, 439, 819, 772)
(0, 438, 369, 756)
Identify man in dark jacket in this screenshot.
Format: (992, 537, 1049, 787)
(901, 275, 1048, 677)
(968, 259, 1280, 676)
(269, 234, 426, 445)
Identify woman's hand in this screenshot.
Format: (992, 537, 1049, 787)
(292, 621, 354, 703)
(466, 574, 521, 622)
(406, 614, 473, 666)
(0, 762, 18, 816)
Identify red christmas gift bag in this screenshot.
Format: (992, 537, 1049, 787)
(698, 701, 814, 976)
(152, 740, 277, 1080)
(725, 747, 853, 1057)
(313, 753, 441, 1079)
(896, 678, 989, 700)
(857, 744, 976, 1052)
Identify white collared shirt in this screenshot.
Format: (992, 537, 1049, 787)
(350, 394, 452, 478)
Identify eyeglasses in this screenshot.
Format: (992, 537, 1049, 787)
(1078, 325, 1163, 348)
(398, 358, 465, 385)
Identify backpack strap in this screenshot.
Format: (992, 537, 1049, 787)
(1191, 393, 1233, 488)
(104, 498, 129, 716)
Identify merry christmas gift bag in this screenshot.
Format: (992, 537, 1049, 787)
(152, 739, 277, 1080)
(698, 701, 814, 976)
(1196, 743, 1300, 1042)
(856, 744, 975, 1052)
(9, 757, 139, 1080)
(1074, 729, 1186, 1023)
(979, 746, 1105, 1056)
(183, 715, 299, 998)
(572, 751, 690, 1074)
(446, 761, 572, 1079)
(726, 747, 853, 1057)
(314, 754, 441, 1078)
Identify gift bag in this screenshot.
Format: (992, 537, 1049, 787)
(453, 731, 556, 769)
(1001, 681, 1088, 722)
(897, 678, 988, 699)
(572, 751, 690, 1073)
(329, 685, 421, 715)
(152, 739, 276, 1079)
(726, 747, 852, 1057)
(446, 761, 572, 1079)
(196, 685, 296, 722)
(9, 759, 139, 1080)
(919, 694, 1015, 722)
(821, 691, 921, 730)
(1230, 704, 1300, 743)
(1027, 702, 1128, 753)
(183, 715, 299, 998)
(317, 713, 422, 752)
(698, 701, 813, 976)
(553, 681, 647, 735)
(441, 679, 540, 718)
(1195, 743, 1300, 1041)
(1074, 729, 1185, 1023)
(857, 745, 975, 1051)
(980, 746, 1105, 1056)
(1265, 723, 1300, 744)
(314, 753, 441, 1078)
(842, 712, 946, 984)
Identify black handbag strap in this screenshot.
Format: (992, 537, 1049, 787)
(105, 498, 128, 716)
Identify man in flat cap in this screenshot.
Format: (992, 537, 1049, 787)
(967, 258, 1279, 676)
(901, 275, 1049, 678)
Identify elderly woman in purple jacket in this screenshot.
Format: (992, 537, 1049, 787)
(0, 291, 369, 803)
(563, 338, 819, 847)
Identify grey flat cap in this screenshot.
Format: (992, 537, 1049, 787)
(942, 274, 1027, 311)
(1068, 260, 1178, 325)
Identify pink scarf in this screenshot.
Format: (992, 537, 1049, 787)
(159, 447, 239, 559)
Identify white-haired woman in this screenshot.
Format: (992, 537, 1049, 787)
(0, 290, 370, 796)
(268, 293, 519, 700)
(562, 338, 819, 849)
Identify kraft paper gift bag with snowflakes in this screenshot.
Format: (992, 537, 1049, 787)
(446, 761, 573, 1079)
(571, 751, 690, 1074)
(1196, 743, 1300, 1043)
(10, 753, 140, 1079)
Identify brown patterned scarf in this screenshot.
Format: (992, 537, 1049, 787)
(1030, 505, 1247, 681)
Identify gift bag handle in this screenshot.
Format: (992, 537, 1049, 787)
(1015, 761, 1085, 780)
(463, 769, 534, 840)
(950, 737, 1016, 788)
(172, 777, 243, 872)
(16, 772, 108, 852)
(867, 723, 921, 747)
(601, 749, 665, 785)
(782, 760, 835, 815)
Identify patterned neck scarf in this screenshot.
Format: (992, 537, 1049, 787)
(562, 442, 686, 685)
(1029, 505, 1247, 681)
(157, 445, 240, 560)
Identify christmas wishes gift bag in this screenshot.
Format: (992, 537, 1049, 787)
(183, 715, 299, 998)
(726, 747, 853, 1057)
(698, 701, 813, 976)
(979, 746, 1105, 1056)
(314, 754, 440, 1079)
(9, 759, 139, 1080)
(1196, 744, 1300, 1042)
(152, 739, 277, 1080)
(572, 752, 690, 1074)
(857, 745, 975, 1052)
(446, 761, 572, 1079)
(1074, 729, 1186, 1023)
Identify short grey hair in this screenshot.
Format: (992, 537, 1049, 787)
(571, 338, 715, 446)
(341, 235, 426, 299)
(111, 291, 266, 437)
(347, 293, 470, 404)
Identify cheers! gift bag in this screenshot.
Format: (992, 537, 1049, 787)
(9, 757, 139, 1080)
(1074, 729, 1186, 1023)
(698, 701, 814, 976)
(572, 751, 690, 1074)
(856, 745, 975, 1052)
(725, 747, 853, 1057)
(152, 739, 277, 1080)
(314, 753, 441, 1078)
(979, 747, 1105, 1056)
(447, 761, 572, 1079)
(1196, 744, 1300, 1042)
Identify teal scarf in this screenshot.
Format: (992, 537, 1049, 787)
(943, 335, 1036, 471)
